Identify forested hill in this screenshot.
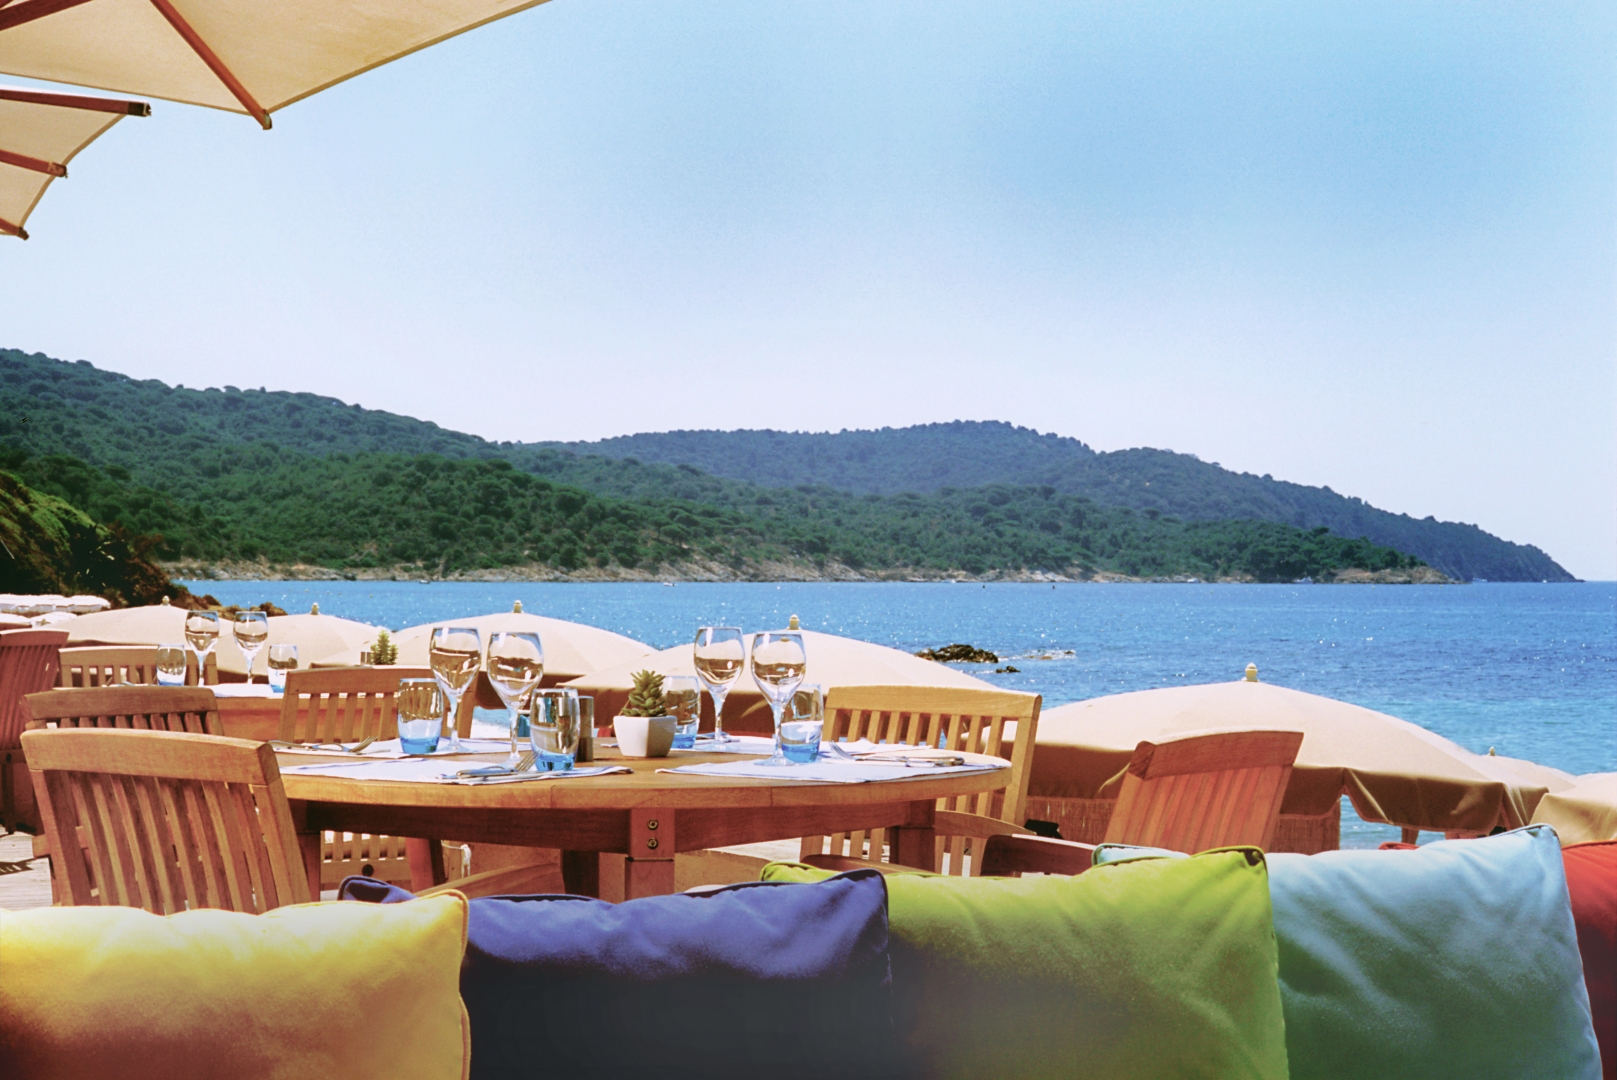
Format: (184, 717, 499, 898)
(2, 349, 1569, 581)
(552, 423, 1573, 582)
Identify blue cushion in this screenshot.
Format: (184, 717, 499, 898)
(340, 872, 898, 1080)
(1267, 826, 1601, 1080)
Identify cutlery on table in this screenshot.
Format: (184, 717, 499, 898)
(453, 751, 536, 779)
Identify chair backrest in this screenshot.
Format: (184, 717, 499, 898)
(21, 727, 310, 913)
(278, 666, 434, 743)
(25, 687, 222, 736)
(56, 646, 161, 688)
(0, 629, 69, 750)
(802, 685, 1042, 876)
(1103, 729, 1304, 852)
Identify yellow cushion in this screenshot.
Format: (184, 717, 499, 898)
(0, 895, 469, 1080)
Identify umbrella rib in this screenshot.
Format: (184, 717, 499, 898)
(0, 0, 94, 33)
(0, 215, 28, 240)
(0, 87, 151, 116)
(0, 147, 66, 177)
(147, 0, 271, 130)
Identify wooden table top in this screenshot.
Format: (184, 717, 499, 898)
(278, 745, 1008, 812)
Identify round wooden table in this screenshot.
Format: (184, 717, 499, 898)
(280, 746, 1009, 900)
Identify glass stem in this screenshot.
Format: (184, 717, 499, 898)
(770, 700, 787, 763)
(711, 688, 728, 741)
(507, 701, 523, 762)
(446, 693, 463, 751)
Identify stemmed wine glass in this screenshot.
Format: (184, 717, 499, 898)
(750, 629, 807, 766)
(693, 627, 745, 744)
(233, 611, 269, 684)
(184, 610, 220, 686)
(429, 626, 482, 753)
(486, 631, 544, 763)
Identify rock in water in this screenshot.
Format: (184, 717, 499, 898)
(916, 643, 999, 664)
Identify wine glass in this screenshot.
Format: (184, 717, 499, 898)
(750, 629, 807, 766)
(429, 626, 481, 753)
(233, 611, 269, 684)
(693, 626, 745, 744)
(184, 610, 220, 686)
(487, 631, 544, 762)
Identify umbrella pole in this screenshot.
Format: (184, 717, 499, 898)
(147, 0, 273, 130)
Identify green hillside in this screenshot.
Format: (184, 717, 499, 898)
(3, 447, 1428, 584)
(0, 469, 196, 606)
(554, 423, 1574, 582)
(2, 348, 1456, 582)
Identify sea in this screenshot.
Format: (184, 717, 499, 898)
(185, 579, 1616, 848)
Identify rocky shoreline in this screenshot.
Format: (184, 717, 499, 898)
(164, 558, 1452, 586)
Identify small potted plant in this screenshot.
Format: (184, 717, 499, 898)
(614, 670, 676, 757)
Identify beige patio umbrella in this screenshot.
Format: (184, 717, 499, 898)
(393, 613, 654, 706)
(564, 629, 999, 735)
(1531, 773, 1617, 846)
(1031, 680, 1566, 836)
(0, 85, 147, 239)
(0, 0, 549, 129)
(66, 604, 383, 678)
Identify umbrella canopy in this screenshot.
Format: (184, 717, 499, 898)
(0, 0, 547, 129)
(393, 613, 653, 686)
(1032, 680, 1564, 835)
(67, 605, 383, 677)
(0, 85, 146, 239)
(564, 629, 999, 735)
(1531, 773, 1617, 846)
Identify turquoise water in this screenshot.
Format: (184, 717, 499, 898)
(189, 580, 1615, 844)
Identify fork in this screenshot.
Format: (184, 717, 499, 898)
(269, 736, 376, 755)
(454, 751, 536, 779)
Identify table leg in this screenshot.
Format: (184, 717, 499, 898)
(622, 808, 676, 899)
(890, 800, 939, 873)
(405, 837, 447, 893)
(298, 831, 322, 901)
(560, 850, 600, 897)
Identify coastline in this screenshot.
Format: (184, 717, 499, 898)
(163, 558, 1452, 586)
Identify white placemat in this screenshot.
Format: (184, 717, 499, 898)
(273, 738, 513, 760)
(279, 759, 631, 785)
(211, 683, 280, 698)
(683, 734, 776, 755)
(660, 758, 1007, 784)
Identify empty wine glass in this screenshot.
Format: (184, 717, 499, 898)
(693, 626, 745, 744)
(429, 625, 481, 753)
(155, 644, 187, 687)
(184, 610, 220, 686)
(233, 611, 269, 683)
(487, 631, 544, 762)
(267, 643, 298, 692)
(751, 629, 807, 766)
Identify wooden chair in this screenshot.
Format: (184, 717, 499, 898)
(799, 686, 1042, 877)
(277, 666, 441, 744)
(25, 686, 222, 735)
(55, 645, 217, 688)
(1, 628, 69, 832)
(56, 646, 160, 688)
(277, 666, 442, 889)
(978, 728, 1305, 876)
(22, 727, 311, 913)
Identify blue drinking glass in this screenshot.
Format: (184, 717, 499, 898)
(396, 679, 446, 755)
(529, 689, 580, 771)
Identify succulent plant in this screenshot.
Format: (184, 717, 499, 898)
(619, 669, 667, 717)
(370, 628, 398, 666)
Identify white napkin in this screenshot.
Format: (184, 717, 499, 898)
(660, 758, 1006, 784)
(280, 758, 632, 784)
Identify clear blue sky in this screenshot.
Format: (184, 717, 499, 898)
(4, 2, 1613, 577)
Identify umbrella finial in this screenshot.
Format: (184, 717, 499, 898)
(1244, 663, 1258, 682)
(1488, 746, 1496, 756)
(513, 600, 523, 613)
(788, 614, 801, 630)
(310, 602, 320, 615)
(161, 596, 171, 606)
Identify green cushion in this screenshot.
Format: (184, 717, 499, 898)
(765, 851, 1289, 1080)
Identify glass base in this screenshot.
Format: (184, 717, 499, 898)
(536, 752, 575, 772)
(781, 743, 820, 764)
(400, 736, 441, 755)
(672, 731, 697, 750)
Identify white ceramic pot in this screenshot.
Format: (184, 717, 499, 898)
(615, 715, 675, 758)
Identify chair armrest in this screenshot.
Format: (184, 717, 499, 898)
(419, 860, 561, 900)
(800, 854, 916, 876)
(979, 834, 1097, 877)
(932, 810, 1036, 840)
